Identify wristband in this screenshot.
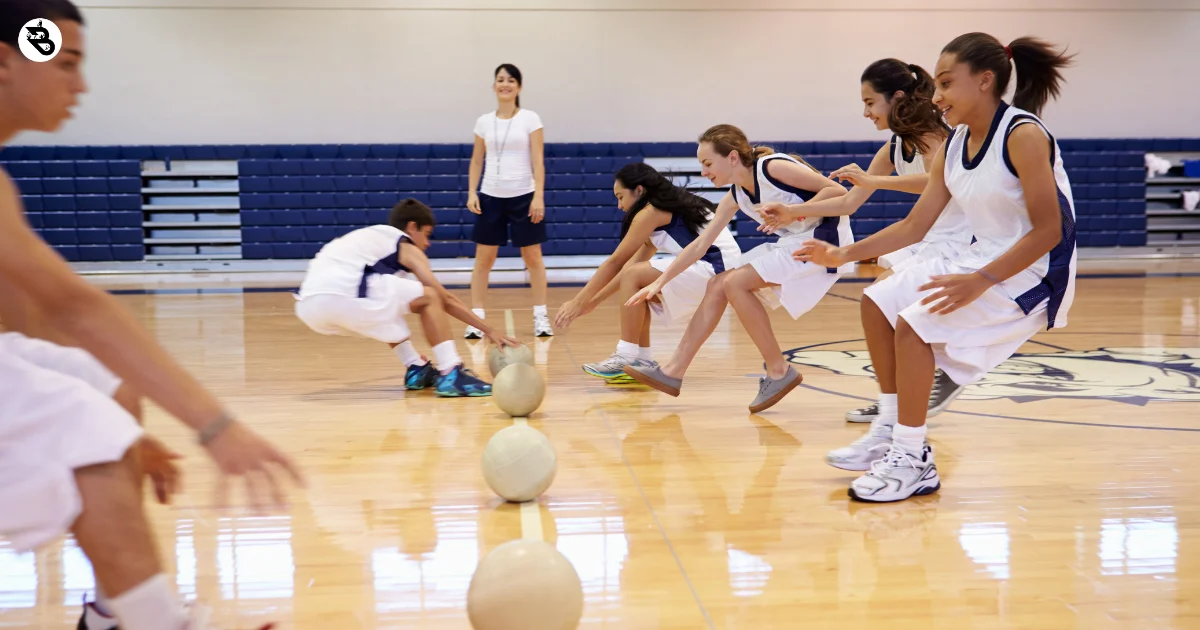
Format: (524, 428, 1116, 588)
(977, 269, 1001, 285)
(197, 411, 235, 445)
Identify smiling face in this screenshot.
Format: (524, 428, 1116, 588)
(697, 142, 737, 187)
(861, 81, 896, 131)
(932, 51, 994, 128)
(494, 68, 521, 104)
(0, 19, 88, 134)
(613, 180, 644, 213)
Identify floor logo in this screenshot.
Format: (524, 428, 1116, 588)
(784, 344, 1200, 405)
(19, 19, 62, 62)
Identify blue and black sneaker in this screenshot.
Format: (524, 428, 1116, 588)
(405, 362, 439, 390)
(435, 364, 493, 397)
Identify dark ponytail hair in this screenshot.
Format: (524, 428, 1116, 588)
(494, 63, 523, 108)
(615, 163, 715, 239)
(860, 58, 947, 154)
(942, 33, 1073, 116)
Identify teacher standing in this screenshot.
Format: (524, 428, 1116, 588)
(465, 63, 552, 339)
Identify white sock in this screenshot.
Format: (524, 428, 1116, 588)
(878, 393, 898, 420)
(393, 341, 426, 367)
(432, 341, 461, 375)
(892, 423, 927, 456)
(106, 574, 187, 630)
(615, 340, 639, 360)
(533, 305, 547, 317)
(638, 347, 654, 361)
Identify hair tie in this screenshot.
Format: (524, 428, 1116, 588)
(1004, 45, 1012, 60)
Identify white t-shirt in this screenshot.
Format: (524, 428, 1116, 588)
(473, 109, 543, 198)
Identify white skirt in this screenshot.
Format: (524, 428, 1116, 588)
(0, 333, 142, 553)
(878, 238, 967, 272)
(648, 256, 725, 327)
(295, 273, 425, 344)
(742, 238, 844, 319)
(862, 256, 1051, 386)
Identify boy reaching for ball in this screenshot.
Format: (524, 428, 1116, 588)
(295, 198, 519, 397)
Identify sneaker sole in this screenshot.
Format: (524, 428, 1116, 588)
(845, 412, 877, 423)
(435, 391, 493, 397)
(583, 366, 624, 380)
(623, 367, 680, 397)
(848, 480, 940, 503)
(748, 372, 803, 413)
(825, 457, 877, 472)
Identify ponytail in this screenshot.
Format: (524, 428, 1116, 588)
(942, 33, 1073, 116)
(861, 58, 947, 154)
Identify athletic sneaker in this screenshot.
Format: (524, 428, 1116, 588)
(435, 365, 492, 397)
(405, 362, 439, 390)
(534, 313, 554, 337)
(583, 353, 635, 379)
(845, 370, 965, 423)
(464, 325, 483, 340)
(826, 421, 893, 471)
(849, 444, 940, 503)
(77, 599, 117, 630)
(748, 366, 802, 413)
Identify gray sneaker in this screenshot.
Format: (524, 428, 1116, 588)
(749, 366, 803, 413)
(844, 370, 964, 422)
(623, 362, 682, 397)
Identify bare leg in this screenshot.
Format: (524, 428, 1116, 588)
(862, 296, 898, 394)
(411, 288, 451, 346)
(520, 245, 548, 306)
(470, 244, 499, 310)
(894, 316, 935, 428)
(660, 273, 731, 379)
(618, 262, 662, 345)
(722, 266, 788, 379)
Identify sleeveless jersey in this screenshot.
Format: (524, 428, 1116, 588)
(889, 134, 972, 246)
(942, 102, 1077, 329)
(298, 225, 415, 299)
(730, 153, 854, 272)
(648, 211, 742, 274)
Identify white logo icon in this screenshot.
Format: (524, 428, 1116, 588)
(18, 18, 63, 62)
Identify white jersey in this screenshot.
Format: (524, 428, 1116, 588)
(298, 225, 415, 299)
(890, 134, 972, 246)
(943, 102, 1077, 329)
(730, 153, 854, 272)
(649, 211, 742, 273)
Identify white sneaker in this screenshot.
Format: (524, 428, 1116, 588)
(534, 313, 553, 337)
(583, 353, 635, 379)
(849, 444, 940, 503)
(826, 421, 894, 471)
(464, 325, 483, 340)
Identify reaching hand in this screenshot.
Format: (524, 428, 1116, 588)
(918, 272, 994, 315)
(487, 330, 522, 348)
(756, 202, 802, 234)
(792, 239, 847, 268)
(625, 280, 663, 307)
(554, 299, 593, 330)
(203, 420, 305, 513)
(829, 164, 877, 189)
(138, 435, 182, 505)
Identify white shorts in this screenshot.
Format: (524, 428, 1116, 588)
(0, 334, 143, 553)
(862, 256, 1049, 386)
(878, 239, 967, 272)
(295, 273, 425, 344)
(647, 257, 723, 327)
(741, 240, 843, 319)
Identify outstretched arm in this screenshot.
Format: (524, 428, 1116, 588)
(400, 242, 518, 345)
(555, 209, 665, 329)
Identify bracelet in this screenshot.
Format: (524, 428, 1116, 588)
(977, 269, 1001, 285)
(197, 411, 236, 445)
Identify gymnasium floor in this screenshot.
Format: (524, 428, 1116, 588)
(3, 258, 1200, 629)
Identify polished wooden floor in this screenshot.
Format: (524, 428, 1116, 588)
(4, 259, 1200, 629)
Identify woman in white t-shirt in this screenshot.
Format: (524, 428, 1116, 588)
(464, 63, 552, 338)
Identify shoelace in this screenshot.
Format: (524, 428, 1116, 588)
(867, 444, 920, 476)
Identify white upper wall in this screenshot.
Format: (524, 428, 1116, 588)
(15, 0, 1200, 145)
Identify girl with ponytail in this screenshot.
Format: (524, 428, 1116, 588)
(796, 33, 1077, 503)
(554, 163, 742, 381)
(766, 58, 975, 430)
(623, 124, 851, 413)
